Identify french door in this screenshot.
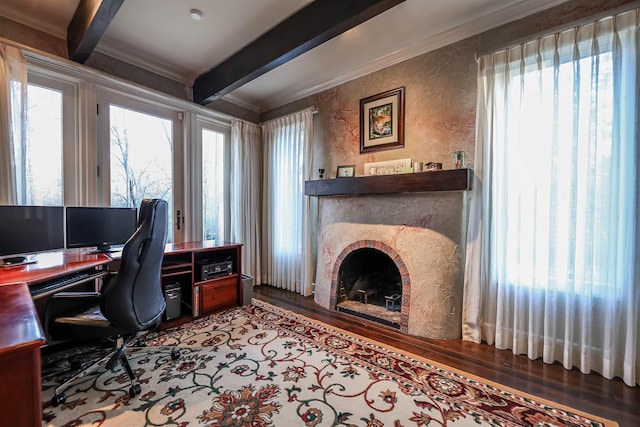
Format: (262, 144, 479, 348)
(97, 93, 184, 243)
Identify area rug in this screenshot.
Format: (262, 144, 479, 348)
(42, 300, 617, 426)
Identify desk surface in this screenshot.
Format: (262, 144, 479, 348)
(0, 283, 45, 352)
(0, 241, 242, 287)
(0, 251, 111, 286)
(164, 240, 242, 254)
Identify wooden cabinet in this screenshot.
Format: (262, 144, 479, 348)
(161, 241, 242, 326)
(198, 276, 238, 315)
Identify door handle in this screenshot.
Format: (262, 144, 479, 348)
(176, 209, 181, 230)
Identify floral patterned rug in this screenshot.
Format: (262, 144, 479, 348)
(42, 300, 617, 426)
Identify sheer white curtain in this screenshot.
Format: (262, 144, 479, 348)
(0, 44, 27, 205)
(261, 109, 314, 295)
(464, 9, 639, 386)
(230, 120, 263, 283)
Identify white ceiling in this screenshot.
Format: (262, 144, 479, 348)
(0, 0, 569, 112)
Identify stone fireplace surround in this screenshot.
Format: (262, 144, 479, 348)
(313, 192, 466, 339)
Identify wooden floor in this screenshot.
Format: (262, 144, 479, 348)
(253, 285, 639, 427)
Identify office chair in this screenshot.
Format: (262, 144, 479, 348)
(45, 199, 179, 405)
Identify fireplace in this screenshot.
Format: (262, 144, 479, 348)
(334, 243, 406, 329)
(312, 191, 466, 339)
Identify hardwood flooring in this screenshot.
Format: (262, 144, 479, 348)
(253, 285, 640, 427)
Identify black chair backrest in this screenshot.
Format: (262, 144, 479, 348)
(100, 199, 168, 332)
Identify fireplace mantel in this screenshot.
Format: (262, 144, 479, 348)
(305, 168, 471, 197)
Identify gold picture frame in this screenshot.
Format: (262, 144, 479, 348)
(336, 165, 355, 178)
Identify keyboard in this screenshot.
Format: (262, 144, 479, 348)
(30, 271, 105, 299)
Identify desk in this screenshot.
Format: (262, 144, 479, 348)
(0, 242, 241, 426)
(0, 283, 45, 426)
(0, 250, 112, 426)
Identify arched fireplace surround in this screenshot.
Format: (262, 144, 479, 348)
(312, 192, 466, 339)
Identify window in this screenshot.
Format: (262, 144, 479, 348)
(466, 10, 639, 385)
(201, 127, 226, 241)
(261, 109, 314, 294)
(15, 73, 75, 205)
(24, 83, 63, 205)
(497, 51, 617, 296)
(98, 94, 183, 243)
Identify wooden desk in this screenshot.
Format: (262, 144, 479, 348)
(0, 250, 111, 287)
(161, 241, 243, 319)
(0, 242, 242, 425)
(0, 250, 112, 426)
(0, 283, 45, 426)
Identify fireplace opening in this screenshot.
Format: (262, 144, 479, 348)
(335, 248, 402, 328)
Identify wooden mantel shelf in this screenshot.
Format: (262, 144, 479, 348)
(305, 168, 471, 197)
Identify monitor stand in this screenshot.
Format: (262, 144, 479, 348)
(87, 245, 124, 255)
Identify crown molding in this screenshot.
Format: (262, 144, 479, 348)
(221, 93, 262, 113)
(0, 4, 66, 38)
(94, 39, 196, 86)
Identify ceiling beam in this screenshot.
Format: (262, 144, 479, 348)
(193, 0, 406, 105)
(67, 0, 124, 63)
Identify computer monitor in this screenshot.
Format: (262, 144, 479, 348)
(0, 205, 65, 264)
(65, 206, 138, 252)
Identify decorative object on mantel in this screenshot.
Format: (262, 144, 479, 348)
(364, 158, 412, 176)
(360, 87, 405, 154)
(426, 162, 443, 171)
(336, 165, 355, 177)
(413, 161, 424, 172)
(318, 168, 325, 179)
(453, 150, 466, 168)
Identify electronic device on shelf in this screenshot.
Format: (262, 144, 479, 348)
(196, 257, 233, 281)
(66, 206, 138, 253)
(0, 205, 65, 265)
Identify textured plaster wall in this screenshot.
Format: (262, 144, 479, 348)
(260, 0, 637, 337)
(0, 17, 67, 57)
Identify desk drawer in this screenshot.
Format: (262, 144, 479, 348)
(198, 276, 237, 315)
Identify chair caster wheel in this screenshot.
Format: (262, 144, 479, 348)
(171, 348, 181, 360)
(129, 384, 141, 397)
(51, 393, 66, 406)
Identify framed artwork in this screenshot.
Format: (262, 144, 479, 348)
(336, 165, 355, 178)
(360, 86, 405, 154)
(364, 158, 412, 176)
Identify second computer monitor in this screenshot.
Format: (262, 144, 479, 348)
(66, 206, 138, 252)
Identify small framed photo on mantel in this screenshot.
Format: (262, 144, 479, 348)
(360, 86, 405, 154)
(336, 165, 355, 178)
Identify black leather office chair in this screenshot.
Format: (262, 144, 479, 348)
(45, 198, 179, 405)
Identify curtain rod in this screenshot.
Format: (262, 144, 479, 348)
(475, 1, 640, 59)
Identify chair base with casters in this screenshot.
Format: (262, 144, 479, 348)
(49, 331, 181, 406)
(46, 293, 181, 406)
